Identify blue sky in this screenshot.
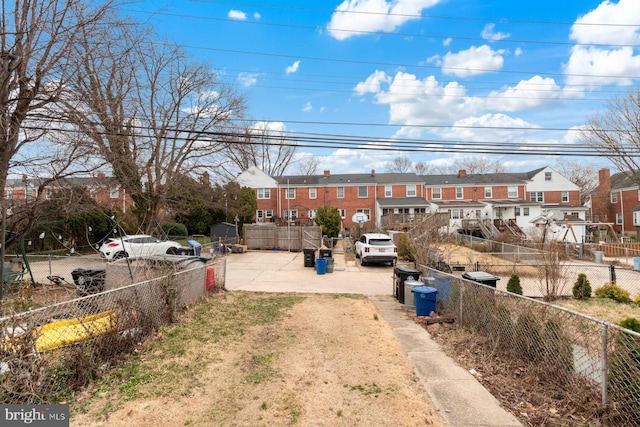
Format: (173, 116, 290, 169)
(129, 0, 640, 175)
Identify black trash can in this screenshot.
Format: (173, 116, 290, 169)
(319, 248, 332, 258)
(303, 248, 316, 268)
(71, 267, 106, 297)
(462, 271, 500, 288)
(393, 265, 422, 304)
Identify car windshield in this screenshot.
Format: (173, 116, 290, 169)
(369, 239, 393, 246)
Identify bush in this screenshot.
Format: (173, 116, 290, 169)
(397, 234, 415, 261)
(595, 283, 632, 303)
(634, 294, 640, 306)
(161, 222, 188, 237)
(620, 318, 640, 333)
(572, 273, 592, 300)
(506, 274, 522, 295)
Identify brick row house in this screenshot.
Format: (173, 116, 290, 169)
(236, 165, 587, 242)
(590, 168, 640, 241)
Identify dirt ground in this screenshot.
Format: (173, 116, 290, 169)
(70, 293, 447, 427)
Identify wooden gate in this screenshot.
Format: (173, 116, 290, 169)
(244, 224, 322, 251)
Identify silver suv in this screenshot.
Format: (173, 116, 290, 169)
(355, 233, 398, 266)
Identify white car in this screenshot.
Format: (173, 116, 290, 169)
(355, 233, 398, 266)
(99, 235, 184, 260)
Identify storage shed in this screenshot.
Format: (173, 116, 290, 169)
(210, 222, 238, 245)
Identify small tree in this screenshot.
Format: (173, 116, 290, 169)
(506, 274, 522, 295)
(572, 273, 592, 300)
(397, 234, 416, 261)
(314, 206, 341, 237)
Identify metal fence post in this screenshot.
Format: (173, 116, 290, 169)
(601, 322, 609, 405)
(459, 284, 464, 327)
(48, 254, 52, 277)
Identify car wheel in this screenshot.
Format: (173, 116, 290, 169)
(166, 247, 178, 255)
(360, 257, 366, 267)
(392, 259, 397, 266)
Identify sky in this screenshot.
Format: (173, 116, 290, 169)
(128, 0, 640, 176)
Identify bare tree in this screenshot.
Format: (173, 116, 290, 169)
(555, 160, 599, 204)
(580, 89, 640, 186)
(386, 156, 413, 173)
(57, 20, 247, 233)
(295, 154, 320, 175)
(217, 121, 297, 180)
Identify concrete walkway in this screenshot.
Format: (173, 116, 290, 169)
(225, 249, 522, 426)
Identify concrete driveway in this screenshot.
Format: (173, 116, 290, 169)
(225, 250, 398, 295)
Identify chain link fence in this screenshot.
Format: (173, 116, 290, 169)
(422, 266, 640, 426)
(0, 255, 227, 404)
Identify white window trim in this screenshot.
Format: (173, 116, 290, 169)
(432, 187, 442, 200)
(338, 209, 346, 219)
(385, 185, 392, 197)
(358, 186, 368, 198)
(337, 187, 344, 199)
(484, 187, 492, 198)
(286, 188, 296, 200)
(616, 213, 623, 224)
(611, 192, 618, 203)
(456, 187, 463, 200)
(309, 187, 317, 199)
(562, 191, 569, 203)
(257, 188, 270, 199)
(507, 186, 518, 198)
(406, 184, 416, 197)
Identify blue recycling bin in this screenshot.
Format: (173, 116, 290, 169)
(316, 258, 327, 275)
(187, 240, 202, 256)
(412, 286, 438, 316)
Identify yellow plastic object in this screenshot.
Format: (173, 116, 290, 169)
(34, 310, 117, 352)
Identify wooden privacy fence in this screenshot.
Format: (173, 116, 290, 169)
(595, 243, 640, 258)
(244, 224, 322, 251)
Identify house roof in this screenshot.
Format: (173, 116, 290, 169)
(428, 200, 485, 208)
(422, 172, 528, 186)
(377, 197, 430, 207)
(275, 172, 424, 186)
(610, 171, 640, 190)
(481, 198, 538, 207)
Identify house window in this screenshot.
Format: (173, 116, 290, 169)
(308, 210, 316, 219)
(508, 186, 518, 198)
(561, 191, 569, 203)
(5, 189, 13, 199)
(448, 209, 464, 219)
(256, 210, 264, 222)
(358, 186, 368, 198)
(286, 188, 296, 199)
(634, 211, 640, 226)
(530, 192, 544, 202)
(46, 188, 54, 199)
(616, 213, 623, 224)
(338, 209, 346, 219)
(456, 187, 463, 199)
(337, 187, 344, 198)
(265, 210, 273, 218)
(385, 185, 392, 197)
(484, 187, 492, 198)
(110, 186, 119, 199)
(309, 187, 317, 199)
(523, 207, 530, 216)
(284, 209, 298, 221)
(611, 192, 618, 203)
(638, 190, 640, 201)
(515, 208, 520, 216)
(406, 185, 416, 197)
(545, 172, 552, 181)
(356, 208, 370, 217)
(257, 188, 270, 199)
(432, 187, 441, 199)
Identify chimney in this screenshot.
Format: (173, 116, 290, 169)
(458, 169, 467, 178)
(598, 168, 611, 192)
(324, 170, 330, 177)
(371, 169, 376, 177)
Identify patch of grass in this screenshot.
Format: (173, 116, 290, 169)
(344, 382, 383, 397)
(243, 353, 276, 385)
(336, 409, 343, 417)
(261, 401, 268, 410)
(373, 314, 378, 321)
(554, 297, 640, 324)
(279, 392, 302, 423)
(331, 293, 364, 300)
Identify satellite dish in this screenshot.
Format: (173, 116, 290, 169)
(352, 213, 368, 223)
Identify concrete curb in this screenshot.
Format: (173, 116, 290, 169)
(370, 295, 523, 427)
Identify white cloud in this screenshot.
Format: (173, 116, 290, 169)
(303, 101, 312, 112)
(228, 10, 247, 20)
(485, 76, 563, 111)
(285, 60, 301, 74)
(354, 70, 392, 95)
(564, 46, 640, 86)
(441, 45, 505, 77)
(253, 12, 261, 20)
(442, 37, 452, 47)
(436, 113, 539, 141)
(327, 0, 441, 41)
(481, 24, 510, 41)
(565, 0, 640, 87)
(237, 72, 259, 87)
(570, 0, 640, 45)
(514, 47, 523, 56)
(252, 121, 287, 133)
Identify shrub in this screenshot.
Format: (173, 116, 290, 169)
(506, 274, 522, 295)
(572, 273, 592, 300)
(161, 222, 188, 237)
(620, 318, 640, 333)
(634, 294, 640, 306)
(397, 234, 415, 261)
(595, 283, 631, 303)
